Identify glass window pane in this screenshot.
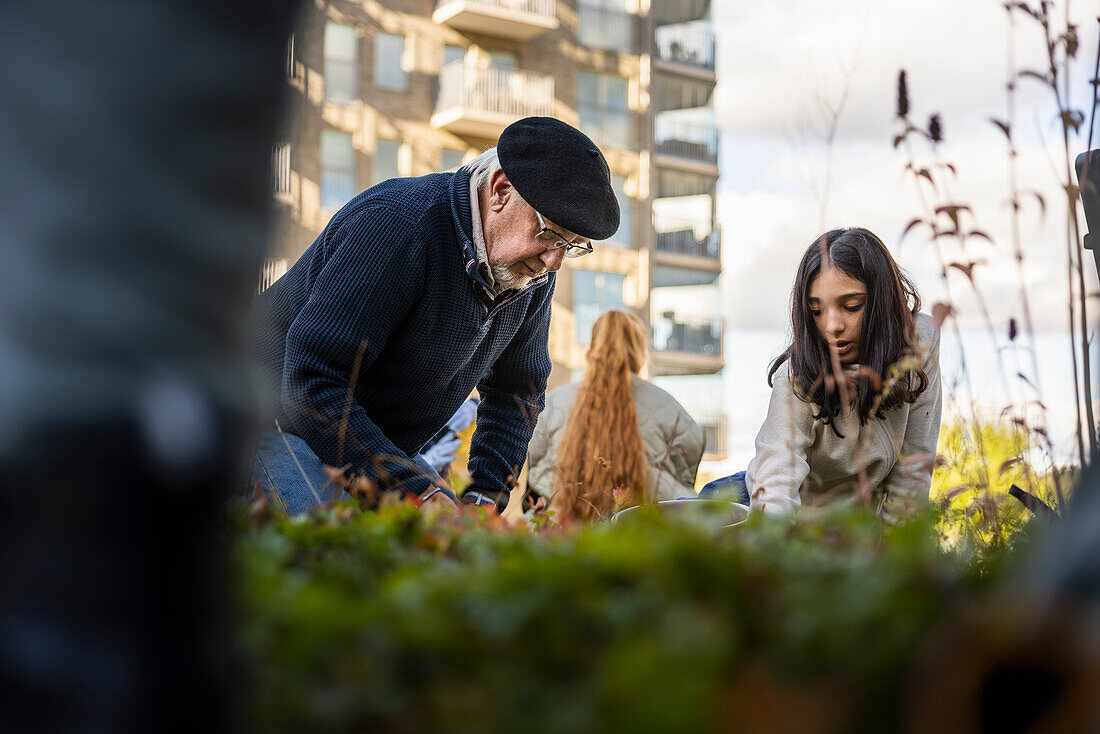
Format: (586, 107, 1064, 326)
(443, 44, 466, 68)
(321, 130, 356, 210)
(374, 139, 401, 183)
(324, 23, 358, 103)
(578, 0, 633, 51)
(375, 32, 407, 90)
(577, 71, 599, 105)
(577, 72, 633, 149)
(573, 271, 626, 344)
(490, 52, 516, 69)
(441, 148, 465, 171)
(610, 174, 632, 245)
(325, 23, 357, 60)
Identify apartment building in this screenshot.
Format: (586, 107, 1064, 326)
(267, 0, 725, 462)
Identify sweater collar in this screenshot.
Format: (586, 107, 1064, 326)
(449, 168, 496, 296)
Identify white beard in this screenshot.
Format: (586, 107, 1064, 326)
(490, 261, 532, 292)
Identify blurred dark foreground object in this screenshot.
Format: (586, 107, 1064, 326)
(0, 2, 299, 732)
(1077, 150, 1099, 278)
(906, 463, 1100, 733)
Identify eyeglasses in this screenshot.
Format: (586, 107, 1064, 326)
(534, 210, 593, 258)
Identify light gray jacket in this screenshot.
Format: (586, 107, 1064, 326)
(527, 377, 705, 503)
(746, 312, 942, 521)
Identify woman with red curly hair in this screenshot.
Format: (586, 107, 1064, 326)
(526, 309, 704, 522)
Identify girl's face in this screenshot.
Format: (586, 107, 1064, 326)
(808, 268, 866, 364)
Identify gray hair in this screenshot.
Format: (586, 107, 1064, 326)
(464, 147, 502, 191)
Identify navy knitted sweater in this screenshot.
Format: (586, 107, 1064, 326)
(252, 168, 555, 497)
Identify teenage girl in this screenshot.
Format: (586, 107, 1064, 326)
(724, 227, 941, 521)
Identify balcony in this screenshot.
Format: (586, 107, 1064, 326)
(654, 23, 715, 72)
(432, 62, 554, 139)
(433, 0, 558, 40)
(654, 313, 721, 355)
(653, 312, 724, 374)
(577, 5, 635, 51)
(655, 226, 720, 261)
(655, 119, 717, 165)
(652, 314, 724, 374)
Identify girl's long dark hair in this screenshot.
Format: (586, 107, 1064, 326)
(768, 228, 928, 435)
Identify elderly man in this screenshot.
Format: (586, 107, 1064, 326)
(251, 116, 619, 513)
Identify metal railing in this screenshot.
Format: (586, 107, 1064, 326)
(653, 314, 722, 355)
(654, 119, 717, 163)
(654, 215, 719, 259)
(272, 144, 291, 194)
(258, 259, 288, 293)
(578, 5, 635, 51)
(285, 34, 295, 78)
(654, 23, 715, 70)
(436, 61, 554, 119)
(438, 0, 556, 18)
(578, 104, 634, 149)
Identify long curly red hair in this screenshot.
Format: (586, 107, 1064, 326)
(552, 309, 649, 521)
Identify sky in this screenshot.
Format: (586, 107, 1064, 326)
(700, 0, 1099, 470)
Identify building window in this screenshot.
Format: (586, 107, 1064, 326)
(321, 130, 356, 210)
(490, 51, 516, 70)
(375, 32, 407, 90)
(573, 270, 626, 343)
(285, 34, 295, 78)
(324, 23, 358, 104)
(259, 258, 288, 293)
(443, 44, 466, 68)
(598, 174, 632, 246)
(374, 139, 401, 184)
(578, 0, 633, 51)
(441, 148, 465, 172)
(578, 71, 632, 149)
(272, 143, 291, 194)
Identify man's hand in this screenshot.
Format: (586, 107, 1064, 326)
(418, 484, 458, 514)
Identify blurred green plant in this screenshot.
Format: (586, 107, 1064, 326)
(233, 500, 1020, 734)
(931, 421, 1074, 555)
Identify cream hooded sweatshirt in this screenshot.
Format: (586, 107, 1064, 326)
(746, 313, 942, 522)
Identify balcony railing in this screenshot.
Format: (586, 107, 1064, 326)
(654, 216, 719, 259)
(578, 104, 634, 149)
(654, 119, 717, 164)
(578, 5, 635, 51)
(653, 314, 722, 355)
(434, 0, 558, 40)
(655, 24, 715, 71)
(433, 62, 554, 137)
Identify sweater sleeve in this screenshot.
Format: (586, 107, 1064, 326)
(279, 208, 436, 497)
(880, 317, 943, 523)
(468, 277, 556, 495)
(745, 372, 817, 515)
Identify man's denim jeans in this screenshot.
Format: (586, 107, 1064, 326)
(697, 470, 750, 505)
(249, 430, 446, 514)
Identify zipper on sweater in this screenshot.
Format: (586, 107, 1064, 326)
(485, 275, 549, 319)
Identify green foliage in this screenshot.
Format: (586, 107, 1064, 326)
(931, 422, 1072, 554)
(234, 501, 1018, 734)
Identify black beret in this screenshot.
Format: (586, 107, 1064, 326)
(497, 116, 620, 241)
